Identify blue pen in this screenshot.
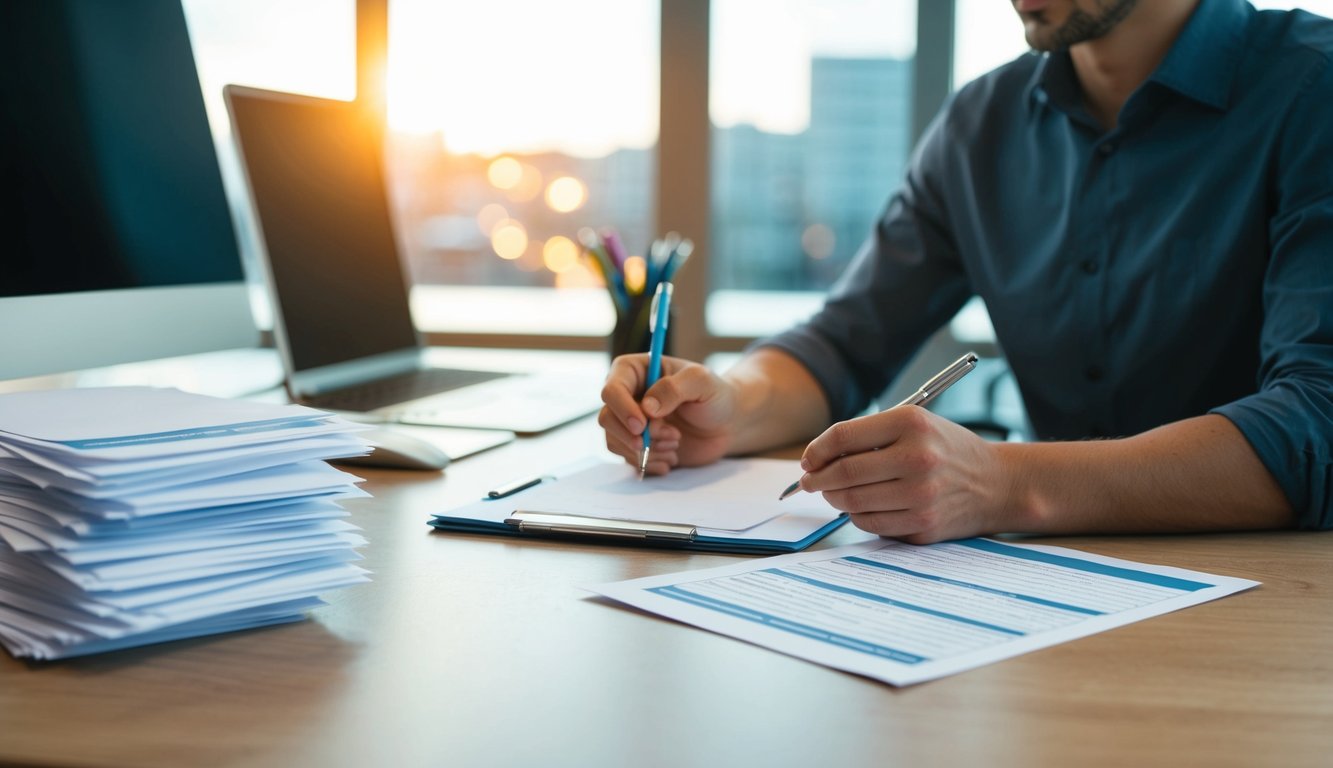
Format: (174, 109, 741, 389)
(645, 238, 667, 297)
(661, 238, 693, 283)
(639, 280, 673, 479)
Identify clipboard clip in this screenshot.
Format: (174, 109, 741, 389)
(505, 511, 697, 542)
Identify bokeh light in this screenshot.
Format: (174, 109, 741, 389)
(801, 223, 836, 260)
(622, 255, 646, 294)
(545, 176, 588, 213)
(542, 235, 580, 273)
(491, 219, 528, 260)
(486, 157, 523, 189)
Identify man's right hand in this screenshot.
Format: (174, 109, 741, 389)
(598, 354, 738, 475)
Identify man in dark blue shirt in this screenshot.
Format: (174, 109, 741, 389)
(599, 0, 1333, 541)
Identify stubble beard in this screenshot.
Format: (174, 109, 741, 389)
(1025, 0, 1140, 51)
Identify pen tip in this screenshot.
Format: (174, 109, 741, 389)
(778, 481, 801, 501)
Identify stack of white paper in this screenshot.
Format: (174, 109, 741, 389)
(0, 387, 372, 660)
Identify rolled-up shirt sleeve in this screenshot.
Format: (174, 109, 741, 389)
(755, 108, 973, 423)
(1210, 59, 1333, 530)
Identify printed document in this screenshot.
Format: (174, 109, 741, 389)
(589, 537, 1259, 686)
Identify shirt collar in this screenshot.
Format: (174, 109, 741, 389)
(1149, 0, 1250, 110)
(1027, 0, 1250, 114)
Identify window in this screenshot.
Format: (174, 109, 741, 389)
(183, 0, 355, 108)
(953, 0, 1029, 88)
(706, 0, 917, 338)
(383, 0, 659, 336)
(182, 0, 356, 326)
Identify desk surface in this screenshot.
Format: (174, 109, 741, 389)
(1, 391, 1331, 767)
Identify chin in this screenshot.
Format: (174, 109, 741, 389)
(1017, 7, 1071, 51)
(1021, 18, 1072, 52)
(1021, 26, 1053, 51)
(1026, 37, 1059, 52)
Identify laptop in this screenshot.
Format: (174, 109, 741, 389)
(224, 85, 603, 433)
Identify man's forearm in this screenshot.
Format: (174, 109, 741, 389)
(999, 414, 1296, 534)
(722, 348, 831, 457)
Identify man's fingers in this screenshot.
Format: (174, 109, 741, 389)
(801, 406, 932, 472)
(600, 354, 651, 434)
(598, 355, 725, 477)
(599, 406, 641, 460)
(643, 452, 678, 475)
(802, 442, 942, 494)
(600, 406, 683, 463)
(641, 364, 718, 419)
(602, 355, 702, 432)
(612, 450, 678, 476)
(843, 508, 944, 544)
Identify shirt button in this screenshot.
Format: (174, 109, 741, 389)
(1098, 142, 1116, 156)
(1080, 258, 1099, 274)
(1085, 365, 1104, 382)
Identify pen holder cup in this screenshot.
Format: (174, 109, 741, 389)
(608, 291, 673, 361)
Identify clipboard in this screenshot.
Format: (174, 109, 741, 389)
(428, 458, 850, 555)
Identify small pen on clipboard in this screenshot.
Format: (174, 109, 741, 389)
(487, 475, 552, 499)
(778, 352, 980, 501)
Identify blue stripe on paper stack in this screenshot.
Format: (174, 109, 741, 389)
(0, 387, 373, 659)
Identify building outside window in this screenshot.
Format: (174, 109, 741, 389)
(707, 0, 916, 337)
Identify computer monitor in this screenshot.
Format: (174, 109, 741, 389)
(0, 0, 255, 381)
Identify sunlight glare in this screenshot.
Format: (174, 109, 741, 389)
(386, 0, 658, 157)
(545, 176, 588, 213)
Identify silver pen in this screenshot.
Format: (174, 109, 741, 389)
(778, 351, 980, 501)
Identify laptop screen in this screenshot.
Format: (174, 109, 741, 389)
(226, 87, 419, 373)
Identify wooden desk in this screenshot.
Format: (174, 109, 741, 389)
(0, 416, 1330, 767)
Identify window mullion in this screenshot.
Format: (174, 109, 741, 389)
(658, 0, 712, 359)
(913, 1, 955, 143)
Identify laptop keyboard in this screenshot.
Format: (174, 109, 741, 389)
(305, 368, 509, 412)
